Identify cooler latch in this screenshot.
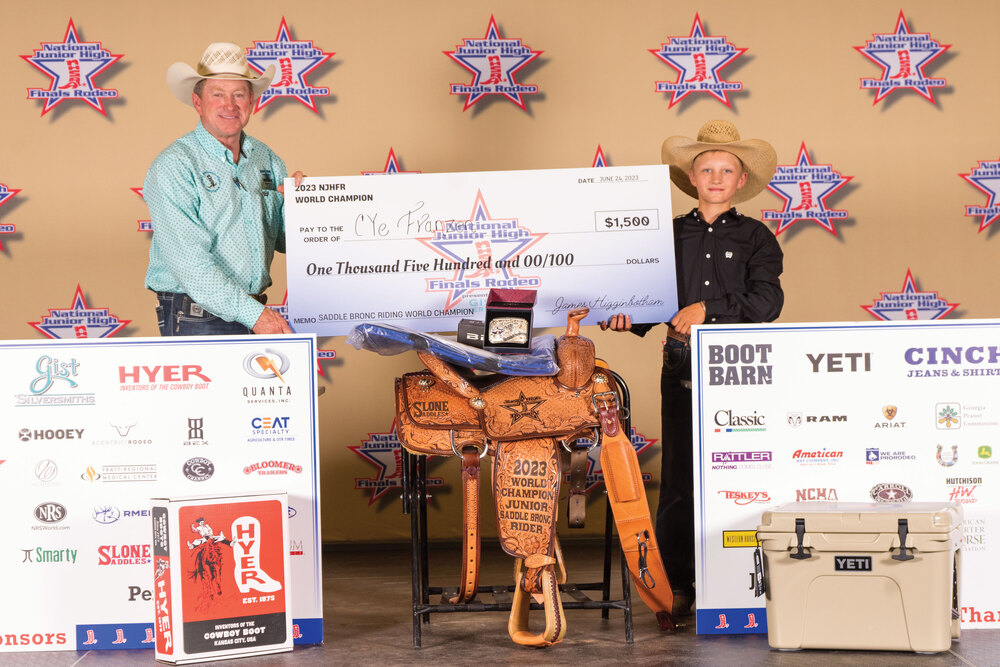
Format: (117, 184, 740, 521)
(790, 517, 811, 560)
(892, 518, 914, 562)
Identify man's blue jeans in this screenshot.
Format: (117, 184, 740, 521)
(155, 292, 252, 336)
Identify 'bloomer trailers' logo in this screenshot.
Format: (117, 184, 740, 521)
(855, 11, 950, 106)
(21, 19, 123, 116)
(445, 15, 542, 112)
(247, 17, 334, 114)
(649, 14, 745, 108)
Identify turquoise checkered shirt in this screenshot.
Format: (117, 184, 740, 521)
(143, 122, 287, 328)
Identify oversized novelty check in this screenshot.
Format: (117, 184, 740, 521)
(284, 165, 677, 336)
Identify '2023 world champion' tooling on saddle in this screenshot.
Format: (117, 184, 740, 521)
(350, 308, 675, 646)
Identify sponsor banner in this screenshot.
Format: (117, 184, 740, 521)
(284, 165, 676, 335)
(693, 319, 1000, 633)
(0, 335, 322, 653)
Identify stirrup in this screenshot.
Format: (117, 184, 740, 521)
(508, 557, 566, 647)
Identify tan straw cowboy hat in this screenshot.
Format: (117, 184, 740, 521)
(661, 120, 777, 204)
(166, 42, 274, 105)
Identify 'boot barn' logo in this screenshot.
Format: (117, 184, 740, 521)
(21, 19, 123, 116)
(762, 143, 852, 236)
(247, 17, 334, 114)
(855, 11, 950, 106)
(649, 13, 746, 109)
(445, 15, 542, 112)
(29, 284, 130, 339)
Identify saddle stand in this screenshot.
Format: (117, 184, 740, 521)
(353, 307, 676, 647)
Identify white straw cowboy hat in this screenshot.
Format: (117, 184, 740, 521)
(661, 120, 777, 204)
(166, 42, 274, 106)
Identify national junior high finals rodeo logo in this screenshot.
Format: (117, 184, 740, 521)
(960, 158, 1000, 233)
(351, 423, 443, 506)
(855, 11, 950, 106)
(445, 15, 542, 112)
(761, 143, 853, 236)
(419, 190, 545, 311)
(861, 268, 958, 321)
(649, 13, 746, 108)
(21, 19, 123, 116)
(0, 183, 20, 251)
(247, 17, 334, 114)
(29, 284, 130, 338)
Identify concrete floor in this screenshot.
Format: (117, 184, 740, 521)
(2, 542, 995, 666)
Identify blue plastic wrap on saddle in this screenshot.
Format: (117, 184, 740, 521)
(347, 322, 559, 376)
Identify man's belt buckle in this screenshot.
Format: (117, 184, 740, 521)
(190, 303, 205, 317)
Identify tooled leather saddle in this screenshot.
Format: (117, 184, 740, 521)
(353, 307, 675, 646)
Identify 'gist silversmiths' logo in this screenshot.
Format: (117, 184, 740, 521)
(247, 18, 334, 113)
(17, 356, 95, 408)
(445, 15, 541, 112)
(855, 11, 950, 106)
(649, 14, 745, 109)
(21, 19, 123, 116)
(762, 143, 852, 236)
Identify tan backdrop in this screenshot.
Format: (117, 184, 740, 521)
(1, 1, 996, 543)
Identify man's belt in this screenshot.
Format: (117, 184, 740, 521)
(157, 291, 266, 318)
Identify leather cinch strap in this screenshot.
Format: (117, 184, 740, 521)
(592, 365, 676, 631)
(449, 443, 483, 604)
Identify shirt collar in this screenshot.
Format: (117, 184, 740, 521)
(194, 122, 251, 163)
(688, 207, 740, 224)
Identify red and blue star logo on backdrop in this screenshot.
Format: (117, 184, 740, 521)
(592, 145, 608, 168)
(862, 268, 958, 321)
(650, 14, 745, 108)
(21, 19, 123, 116)
(855, 11, 950, 105)
(131, 187, 151, 232)
(446, 15, 542, 111)
(362, 148, 420, 175)
(351, 423, 444, 506)
(266, 292, 337, 375)
(960, 159, 1000, 233)
(0, 183, 21, 251)
(29, 284, 130, 338)
(247, 17, 334, 114)
(420, 191, 544, 310)
(761, 143, 852, 236)
(563, 427, 656, 495)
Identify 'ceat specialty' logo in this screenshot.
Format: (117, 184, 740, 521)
(21, 19, 123, 116)
(560, 427, 655, 494)
(247, 17, 334, 114)
(762, 143, 852, 236)
(350, 423, 444, 505)
(29, 284, 130, 339)
(862, 268, 958, 321)
(362, 147, 420, 176)
(855, 11, 950, 106)
(445, 15, 542, 112)
(420, 190, 545, 311)
(960, 159, 1000, 233)
(649, 13, 746, 108)
(0, 183, 21, 251)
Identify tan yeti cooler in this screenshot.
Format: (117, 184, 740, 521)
(757, 502, 962, 653)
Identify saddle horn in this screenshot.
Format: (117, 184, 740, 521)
(556, 307, 595, 390)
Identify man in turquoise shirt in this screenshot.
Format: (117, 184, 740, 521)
(145, 42, 300, 336)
